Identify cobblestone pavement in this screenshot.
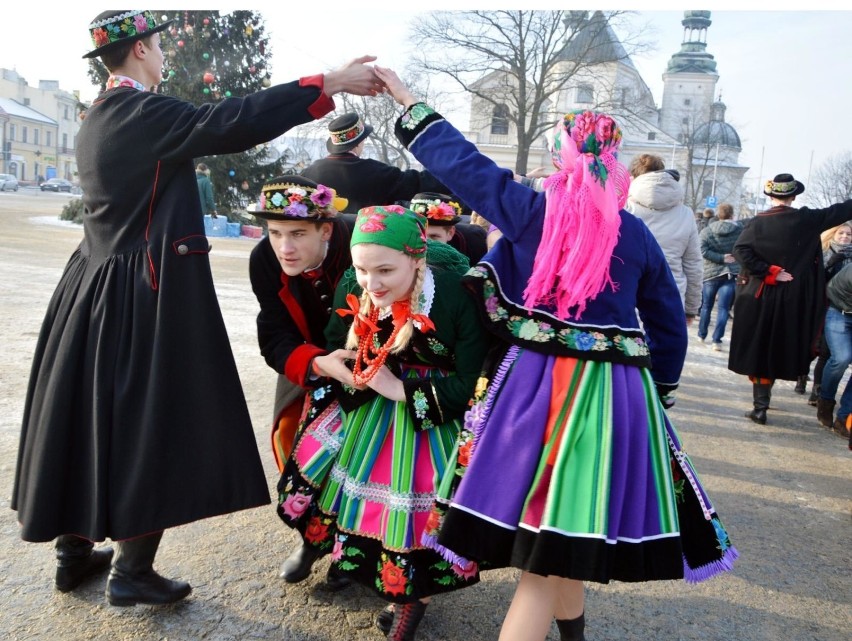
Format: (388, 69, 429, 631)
(0, 192, 849, 641)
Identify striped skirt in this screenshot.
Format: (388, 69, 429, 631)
(276, 368, 480, 603)
(426, 345, 737, 584)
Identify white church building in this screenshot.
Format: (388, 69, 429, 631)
(464, 10, 748, 214)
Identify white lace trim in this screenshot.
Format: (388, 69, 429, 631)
(329, 463, 436, 511)
(89, 10, 144, 28)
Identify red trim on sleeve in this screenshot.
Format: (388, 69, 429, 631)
(299, 74, 335, 119)
(286, 344, 325, 387)
(764, 265, 783, 285)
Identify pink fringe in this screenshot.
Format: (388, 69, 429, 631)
(523, 128, 630, 320)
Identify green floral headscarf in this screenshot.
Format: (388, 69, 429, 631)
(350, 205, 427, 257)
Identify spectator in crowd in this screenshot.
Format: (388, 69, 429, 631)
(10, 9, 382, 607)
(626, 153, 703, 322)
(728, 173, 852, 425)
(248, 175, 355, 591)
(806, 223, 852, 404)
(696, 207, 717, 232)
(697, 202, 742, 351)
(196, 162, 217, 218)
(815, 222, 852, 438)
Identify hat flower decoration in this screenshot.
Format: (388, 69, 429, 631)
(411, 199, 462, 223)
(260, 182, 340, 218)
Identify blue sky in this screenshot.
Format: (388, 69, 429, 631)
(2, 4, 849, 199)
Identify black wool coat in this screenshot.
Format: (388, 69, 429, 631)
(12, 79, 336, 542)
(301, 153, 451, 214)
(728, 201, 852, 380)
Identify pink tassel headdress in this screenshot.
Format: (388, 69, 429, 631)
(523, 111, 631, 320)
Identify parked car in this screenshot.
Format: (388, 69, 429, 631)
(0, 173, 19, 191)
(40, 178, 74, 192)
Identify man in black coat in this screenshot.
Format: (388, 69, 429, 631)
(301, 112, 451, 215)
(407, 191, 489, 264)
(248, 175, 358, 590)
(728, 173, 852, 425)
(11, 9, 382, 607)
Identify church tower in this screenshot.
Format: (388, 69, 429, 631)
(659, 10, 719, 140)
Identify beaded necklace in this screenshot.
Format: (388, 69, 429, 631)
(352, 304, 406, 386)
(337, 294, 435, 386)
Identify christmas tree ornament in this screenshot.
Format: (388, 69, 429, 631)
(203, 72, 215, 84)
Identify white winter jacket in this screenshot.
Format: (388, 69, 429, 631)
(625, 170, 703, 315)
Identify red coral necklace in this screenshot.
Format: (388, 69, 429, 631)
(352, 306, 405, 386)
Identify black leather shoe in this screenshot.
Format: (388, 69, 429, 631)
(279, 544, 321, 583)
(375, 604, 395, 634)
(745, 409, 766, 425)
(106, 569, 192, 606)
(55, 547, 114, 593)
(323, 565, 352, 592)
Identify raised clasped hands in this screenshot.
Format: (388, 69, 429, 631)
(374, 67, 418, 109)
(324, 55, 385, 98)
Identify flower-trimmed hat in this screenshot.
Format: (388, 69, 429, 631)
(350, 205, 427, 257)
(408, 192, 463, 227)
(83, 10, 174, 59)
(326, 112, 374, 153)
(251, 175, 347, 222)
(764, 173, 805, 198)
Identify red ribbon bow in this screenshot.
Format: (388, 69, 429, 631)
(391, 301, 436, 333)
(336, 293, 380, 336)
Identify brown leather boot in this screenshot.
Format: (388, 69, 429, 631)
(816, 397, 836, 428)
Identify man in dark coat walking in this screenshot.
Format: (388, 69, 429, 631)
(11, 9, 383, 607)
(728, 173, 852, 425)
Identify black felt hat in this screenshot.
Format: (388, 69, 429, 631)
(251, 175, 346, 222)
(764, 173, 805, 198)
(326, 113, 373, 153)
(83, 11, 174, 59)
(407, 192, 463, 226)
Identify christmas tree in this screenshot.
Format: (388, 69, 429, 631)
(87, 10, 283, 222)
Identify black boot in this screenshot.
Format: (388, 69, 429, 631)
(745, 382, 772, 425)
(556, 613, 586, 641)
(816, 397, 836, 428)
(387, 601, 427, 641)
(323, 563, 351, 592)
(794, 375, 808, 394)
(105, 532, 191, 606)
(279, 542, 321, 583)
(808, 384, 820, 406)
(375, 604, 395, 635)
(55, 535, 113, 593)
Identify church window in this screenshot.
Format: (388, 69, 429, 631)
(648, 132, 656, 141)
(576, 84, 594, 103)
(684, 98, 692, 106)
(491, 104, 510, 135)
